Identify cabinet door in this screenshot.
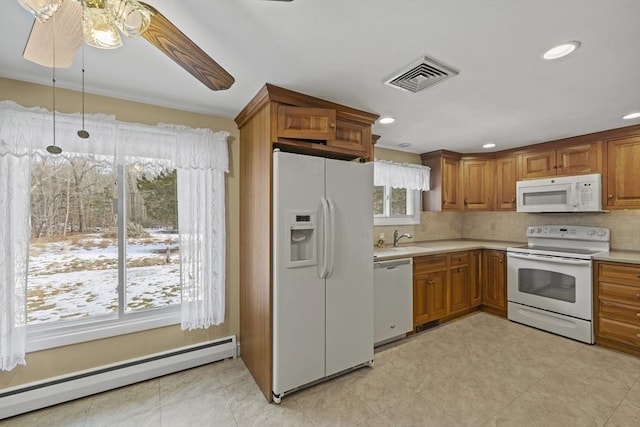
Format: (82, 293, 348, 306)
(494, 156, 517, 211)
(442, 157, 462, 210)
(462, 159, 493, 210)
(277, 106, 336, 141)
(482, 250, 506, 313)
(470, 250, 482, 307)
(329, 119, 370, 155)
(413, 270, 448, 326)
(518, 150, 556, 179)
(450, 265, 471, 314)
(605, 135, 640, 209)
(556, 142, 601, 176)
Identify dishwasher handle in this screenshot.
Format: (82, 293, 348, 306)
(374, 258, 412, 269)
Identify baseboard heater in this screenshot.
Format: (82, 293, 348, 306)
(0, 335, 236, 420)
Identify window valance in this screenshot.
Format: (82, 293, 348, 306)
(374, 159, 431, 191)
(0, 101, 228, 171)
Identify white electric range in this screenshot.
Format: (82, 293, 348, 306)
(506, 225, 610, 343)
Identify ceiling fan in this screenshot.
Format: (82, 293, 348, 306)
(18, 0, 293, 91)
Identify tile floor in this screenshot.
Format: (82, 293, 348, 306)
(2, 312, 639, 427)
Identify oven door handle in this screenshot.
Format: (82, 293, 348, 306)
(507, 252, 592, 266)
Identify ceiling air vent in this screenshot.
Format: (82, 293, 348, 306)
(384, 55, 459, 93)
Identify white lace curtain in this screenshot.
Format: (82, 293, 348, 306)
(374, 159, 431, 191)
(0, 101, 228, 370)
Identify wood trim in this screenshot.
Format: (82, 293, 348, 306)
(239, 103, 273, 402)
(418, 124, 640, 160)
(235, 83, 379, 128)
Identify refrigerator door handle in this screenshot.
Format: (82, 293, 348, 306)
(327, 197, 336, 278)
(319, 197, 330, 278)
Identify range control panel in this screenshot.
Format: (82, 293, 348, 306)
(526, 225, 610, 241)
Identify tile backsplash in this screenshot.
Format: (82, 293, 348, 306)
(374, 212, 463, 246)
(375, 210, 640, 251)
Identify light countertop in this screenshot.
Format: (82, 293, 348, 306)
(373, 239, 523, 261)
(374, 240, 640, 265)
(593, 250, 640, 265)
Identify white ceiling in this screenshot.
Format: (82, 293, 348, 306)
(1, 0, 639, 154)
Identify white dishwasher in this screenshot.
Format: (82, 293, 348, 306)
(373, 258, 413, 346)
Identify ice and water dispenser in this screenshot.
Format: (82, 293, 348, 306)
(286, 211, 317, 268)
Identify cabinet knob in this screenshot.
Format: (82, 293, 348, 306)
(510, 198, 516, 203)
(458, 267, 463, 272)
(557, 164, 563, 168)
(608, 194, 614, 200)
(499, 259, 503, 263)
(329, 122, 336, 128)
(636, 273, 640, 279)
(636, 293, 640, 298)
(464, 199, 468, 206)
(636, 313, 640, 317)
(553, 165, 558, 169)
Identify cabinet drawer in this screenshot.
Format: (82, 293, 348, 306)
(598, 263, 640, 287)
(449, 252, 469, 267)
(599, 300, 640, 325)
(597, 317, 640, 347)
(414, 255, 448, 275)
(599, 282, 640, 306)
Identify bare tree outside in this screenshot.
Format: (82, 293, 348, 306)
(27, 158, 180, 325)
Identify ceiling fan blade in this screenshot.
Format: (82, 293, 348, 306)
(139, 2, 235, 91)
(22, 0, 82, 68)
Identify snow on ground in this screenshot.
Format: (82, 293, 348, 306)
(28, 230, 180, 324)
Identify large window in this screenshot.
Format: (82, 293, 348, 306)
(373, 185, 421, 225)
(27, 156, 180, 348)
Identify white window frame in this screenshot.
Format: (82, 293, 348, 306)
(26, 163, 180, 353)
(374, 185, 421, 226)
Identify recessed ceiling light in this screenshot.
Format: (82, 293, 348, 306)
(543, 41, 581, 60)
(398, 143, 412, 148)
(482, 143, 496, 149)
(379, 117, 395, 124)
(622, 112, 640, 120)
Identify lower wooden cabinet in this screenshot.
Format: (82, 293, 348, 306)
(594, 261, 640, 356)
(413, 270, 447, 326)
(413, 251, 480, 327)
(481, 250, 507, 316)
(470, 250, 482, 307)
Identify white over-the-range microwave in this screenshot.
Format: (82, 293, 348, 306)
(516, 173, 603, 213)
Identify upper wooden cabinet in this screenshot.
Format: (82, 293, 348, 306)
(236, 84, 379, 161)
(277, 106, 336, 141)
(462, 158, 493, 211)
(605, 135, 640, 209)
(494, 156, 517, 211)
(421, 150, 462, 211)
(517, 142, 602, 180)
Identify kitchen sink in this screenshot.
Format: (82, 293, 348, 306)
(374, 246, 427, 257)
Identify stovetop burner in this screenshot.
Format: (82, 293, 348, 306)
(507, 225, 610, 259)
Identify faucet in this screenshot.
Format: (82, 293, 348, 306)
(393, 229, 413, 247)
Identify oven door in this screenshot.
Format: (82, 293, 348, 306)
(507, 252, 592, 320)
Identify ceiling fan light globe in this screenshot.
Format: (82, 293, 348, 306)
(108, 0, 151, 37)
(82, 4, 122, 48)
(17, 0, 63, 22)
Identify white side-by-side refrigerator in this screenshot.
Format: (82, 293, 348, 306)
(272, 150, 373, 401)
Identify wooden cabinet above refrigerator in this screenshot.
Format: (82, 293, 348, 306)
(235, 84, 379, 161)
